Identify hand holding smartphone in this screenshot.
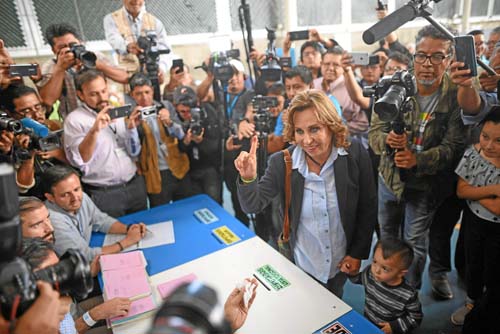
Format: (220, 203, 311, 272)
(288, 30, 310, 42)
(454, 36, 478, 77)
(108, 105, 132, 120)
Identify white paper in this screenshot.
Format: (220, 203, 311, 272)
(103, 221, 175, 251)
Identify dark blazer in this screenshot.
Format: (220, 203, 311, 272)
(237, 138, 377, 260)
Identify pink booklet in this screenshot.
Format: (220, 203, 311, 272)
(109, 295, 156, 326)
(103, 266, 151, 300)
(99, 251, 146, 271)
(157, 273, 197, 299)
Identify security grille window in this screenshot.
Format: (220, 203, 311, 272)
(297, 0, 341, 26)
(471, 0, 490, 17)
(229, 0, 283, 31)
(1, 0, 27, 48)
(33, 0, 217, 44)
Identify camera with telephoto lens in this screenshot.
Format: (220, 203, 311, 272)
(213, 50, 241, 82)
(0, 112, 23, 134)
(0, 249, 93, 319)
(149, 281, 232, 334)
(252, 95, 278, 134)
(69, 43, 97, 69)
(363, 70, 417, 133)
(0, 164, 93, 319)
(188, 107, 203, 136)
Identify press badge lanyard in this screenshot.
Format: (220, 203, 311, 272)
(226, 92, 243, 119)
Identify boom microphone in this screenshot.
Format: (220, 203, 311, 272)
(363, 2, 420, 44)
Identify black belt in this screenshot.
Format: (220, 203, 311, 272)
(83, 174, 139, 192)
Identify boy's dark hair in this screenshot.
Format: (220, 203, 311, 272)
(267, 82, 285, 97)
(300, 41, 324, 61)
(21, 237, 55, 270)
(284, 65, 313, 85)
(480, 106, 500, 126)
(45, 23, 81, 48)
(74, 69, 105, 92)
(374, 238, 414, 269)
(2, 85, 39, 113)
(42, 165, 80, 195)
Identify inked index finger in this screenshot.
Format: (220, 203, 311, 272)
(249, 135, 258, 156)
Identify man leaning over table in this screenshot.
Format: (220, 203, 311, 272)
(43, 164, 146, 262)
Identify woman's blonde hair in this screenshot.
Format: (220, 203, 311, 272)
(283, 89, 349, 149)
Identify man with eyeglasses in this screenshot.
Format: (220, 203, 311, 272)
(485, 27, 500, 61)
(369, 25, 480, 294)
(3, 85, 68, 198)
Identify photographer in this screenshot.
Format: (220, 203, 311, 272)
(173, 85, 223, 203)
(368, 25, 478, 291)
(38, 23, 128, 120)
(126, 73, 192, 207)
(3, 85, 68, 198)
(103, 0, 171, 77)
(315, 47, 368, 147)
(63, 69, 148, 217)
(20, 238, 75, 334)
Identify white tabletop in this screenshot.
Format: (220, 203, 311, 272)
(111, 236, 352, 334)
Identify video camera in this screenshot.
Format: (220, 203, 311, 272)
(196, 49, 241, 82)
(363, 70, 417, 133)
(252, 95, 278, 134)
(20, 118, 63, 152)
(0, 112, 23, 134)
(69, 43, 97, 69)
(259, 28, 289, 82)
(140, 105, 158, 120)
(0, 164, 93, 319)
(137, 32, 171, 71)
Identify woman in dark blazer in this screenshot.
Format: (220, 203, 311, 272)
(235, 89, 377, 297)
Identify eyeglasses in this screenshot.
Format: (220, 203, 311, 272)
(15, 103, 46, 118)
(413, 53, 450, 65)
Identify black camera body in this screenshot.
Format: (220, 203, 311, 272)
(260, 28, 284, 82)
(0, 249, 93, 319)
(69, 43, 97, 69)
(363, 70, 417, 126)
(137, 32, 170, 71)
(0, 112, 23, 134)
(252, 95, 278, 134)
(211, 49, 241, 82)
(188, 107, 203, 136)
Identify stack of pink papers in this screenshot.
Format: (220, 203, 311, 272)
(100, 251, 157, 327)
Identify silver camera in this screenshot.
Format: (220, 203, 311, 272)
(140, 106, 157, 119)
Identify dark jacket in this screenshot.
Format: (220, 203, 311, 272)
(237, 138, 377, 260)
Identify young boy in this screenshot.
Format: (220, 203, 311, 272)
(344, 238, 423, 334)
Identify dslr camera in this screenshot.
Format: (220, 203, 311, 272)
(137, 32, 170, 70)
(69, 43, 97, 69)
(0, 112, 23, 134)
(188, 107, 204, 136)
(0, 164, 93, 319)
(363, 70, 417, 132)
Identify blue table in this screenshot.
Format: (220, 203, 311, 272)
(90, 194, 255, 276)
(314, 311, 383, 334)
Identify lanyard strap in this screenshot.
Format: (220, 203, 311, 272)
(226, 92, 242, 119)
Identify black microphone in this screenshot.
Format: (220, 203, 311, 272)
(363, 2, 420, 45)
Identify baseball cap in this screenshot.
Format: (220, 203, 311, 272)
(229, 59, 246, 74)
(173, 85, 197, 106)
